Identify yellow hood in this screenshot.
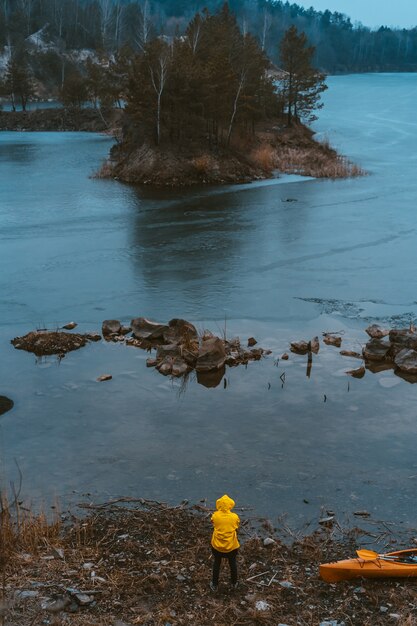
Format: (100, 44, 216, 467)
(216, 494, 235, 513)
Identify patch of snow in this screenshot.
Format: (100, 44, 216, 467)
(26, 24, 53, 51)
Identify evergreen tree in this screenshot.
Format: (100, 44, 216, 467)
(279, 25, 327, 126)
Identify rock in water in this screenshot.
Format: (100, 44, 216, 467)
(62, 321, 77, 330)
(394, 349, 417, 374)
(195, 337, 226, 372)
(363, 338, 390, 362)
(97, 374, 112, 382)
(130, 317, 169, 341)
(323, 334, 342, 347)
(102, 319, 122, 337)
(346, 366, 365, 378)
(0, 396, 14, 416)
(365, 324, 389, 339)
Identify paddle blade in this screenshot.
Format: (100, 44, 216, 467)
(356, 549, 379, 560)
(356, 549, 398, 561)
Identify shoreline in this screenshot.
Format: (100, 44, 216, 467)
(0, 107, 122, 133)
(0, 108, 364, 185)
(1, 496, 416, 625)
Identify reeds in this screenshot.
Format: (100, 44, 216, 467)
(274, 145, 366, 178)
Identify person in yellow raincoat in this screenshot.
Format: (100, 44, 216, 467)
(210, 494, 240, 591)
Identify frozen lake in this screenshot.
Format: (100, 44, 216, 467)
(1, 74, 417, 526)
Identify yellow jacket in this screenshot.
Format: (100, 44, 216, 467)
(211, 494, 240, 552)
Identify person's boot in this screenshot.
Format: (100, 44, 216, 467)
(209, 581, 218, 592)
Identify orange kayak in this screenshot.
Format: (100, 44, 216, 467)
(320, 549, 417, 582)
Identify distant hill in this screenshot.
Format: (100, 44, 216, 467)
(1, 0, 416, 74)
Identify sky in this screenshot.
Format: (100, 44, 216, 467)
(295, 0, 417, 29)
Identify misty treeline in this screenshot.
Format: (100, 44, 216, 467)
(1, 0, 417, 73)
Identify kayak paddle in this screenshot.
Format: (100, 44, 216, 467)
(356, 549, 400, 561)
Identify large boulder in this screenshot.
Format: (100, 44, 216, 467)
(394, 349, 417, 374)
(195, 337, 226, 372)
(163, 318, 198, 345)
(102, 319, 122, 336)
(131, 317, 168, 341)
(362, 338, 391, 362)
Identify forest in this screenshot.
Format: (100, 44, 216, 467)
(1, 0, 417, 75)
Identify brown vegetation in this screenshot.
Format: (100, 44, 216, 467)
(1, 498, 416, 625)
(99, 122, 365, 187)
(11, 330, 100, 357)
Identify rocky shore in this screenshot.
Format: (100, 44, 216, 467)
(1, 497, 416, 626)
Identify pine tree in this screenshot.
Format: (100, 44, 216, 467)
(279, 25, 327, 126)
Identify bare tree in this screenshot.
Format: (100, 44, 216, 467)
(18, 0, 35, 35)
(148, 42, 169, 145)
(261, 8, 272, 51)
(186, 13, 202, 55)
(227, 69, 246, 146)
(99, 0, 113, 48)
(134, 0, 151, 51)
(113, 0, 123, 50)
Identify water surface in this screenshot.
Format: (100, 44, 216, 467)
(1, 74, 417, 526)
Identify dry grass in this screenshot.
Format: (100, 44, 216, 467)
(250, 144, 276, 173)
(275, 145, 367, 179)
(191, 154, 214, 174)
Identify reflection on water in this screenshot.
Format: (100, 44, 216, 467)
(2, 75, 417, 525)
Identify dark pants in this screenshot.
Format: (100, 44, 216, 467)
(211, 547, 238, 585)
